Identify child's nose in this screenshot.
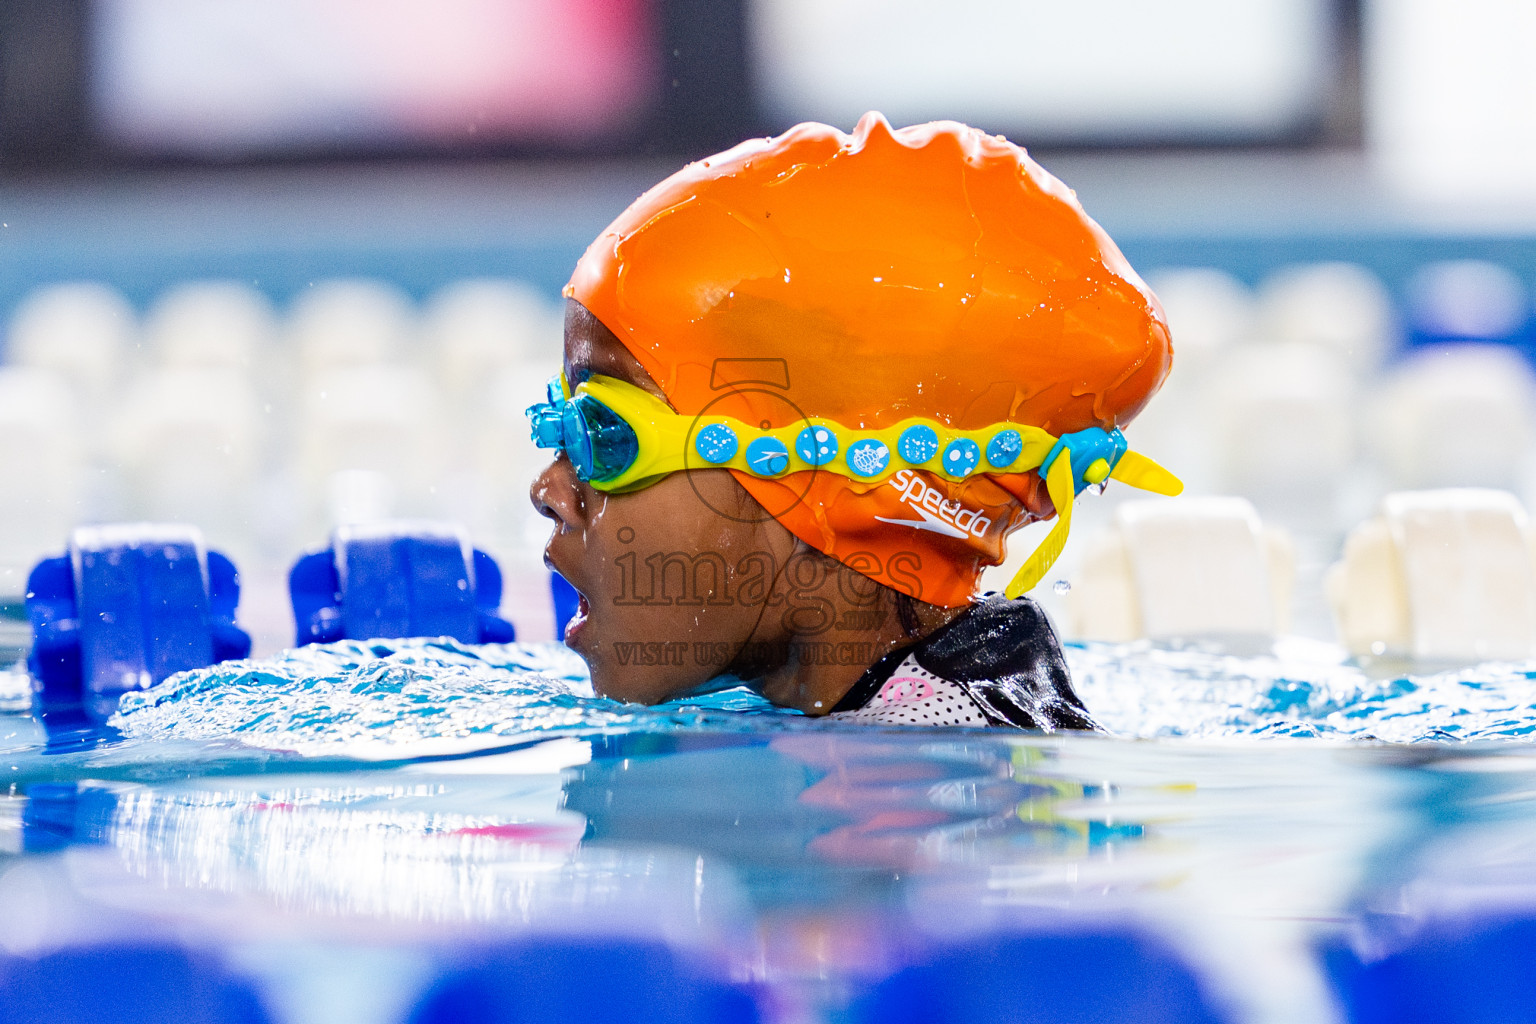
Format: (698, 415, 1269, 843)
(530, 456, 585, 533)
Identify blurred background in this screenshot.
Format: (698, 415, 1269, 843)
(3, 0, 1536, 653)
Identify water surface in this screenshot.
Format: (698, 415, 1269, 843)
(3, 638, 1536, 1024)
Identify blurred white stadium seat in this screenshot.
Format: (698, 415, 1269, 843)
(326, 468, 398, 526)
(1143, 267, 1256, 360)
(1067, 497, 1294, 643)
(420, 357, 559, 640)
(144, 280, 277, 372)
(1369, 344, 1536, 492)
(1405, 260, 1528, 343)
(1257, 262, 1394, 371)
(423, 278, 562, 400)
(288, 278, 416, 381)
(111, 367, 265, 557)
(4, 282, 137, 409)
(1206, 341, 1357, 517)
(1327, 489, 1536, 662)
(0, 369, 85, 596)
(1130, 268, 1257, 494)
(418, 279, 563, 617)
(423, 278, 562, 529)
(470, 364, 556, 534)
(299, 365, 444, 527)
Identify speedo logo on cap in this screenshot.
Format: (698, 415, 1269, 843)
(875, 469, 992, 540)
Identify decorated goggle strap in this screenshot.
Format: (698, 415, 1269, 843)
(527, 373, 1181, 597)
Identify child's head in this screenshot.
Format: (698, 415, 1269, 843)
(532, 113, 1171, 706)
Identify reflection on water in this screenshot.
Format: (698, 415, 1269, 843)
(1333, 750, 1536, 953)
(0, 629, 30, 715)
(4, 736, 1148, 933)
(3, 744, 746, 948)
(0, 729, 1438, 1024)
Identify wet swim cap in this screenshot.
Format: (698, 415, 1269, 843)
(566, 113, 1171, 607)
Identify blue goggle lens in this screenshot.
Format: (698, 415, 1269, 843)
(559, 401, 594, 479)
(527, 382, 640, 484)
(574, 396, 639, 482)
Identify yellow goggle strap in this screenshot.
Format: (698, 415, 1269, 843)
(1002, 445, 1183, 598)
(1004, 452, 1078, 599)
(1107, 449, 1183, 497)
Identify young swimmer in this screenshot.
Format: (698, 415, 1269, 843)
(529, 113, 1178, 729)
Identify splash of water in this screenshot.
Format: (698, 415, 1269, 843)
(105, 636, 1536, 754)
(1069, 638, 1536, 742)
(113, 638, 801, 756)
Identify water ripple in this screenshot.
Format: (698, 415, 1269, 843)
(1069, 639, 1536, 742)
(113, 638, 802, 756)
(106, 636, 1536, 753)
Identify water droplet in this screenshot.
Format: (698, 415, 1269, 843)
(1052, 580, 1071, 595)
(1370, 641, 1386, 656)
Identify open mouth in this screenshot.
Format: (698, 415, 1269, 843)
(565, 589, 586, 635)
(563, 588, 591, 645)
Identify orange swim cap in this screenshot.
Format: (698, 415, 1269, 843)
(567, 113, 1171, 607)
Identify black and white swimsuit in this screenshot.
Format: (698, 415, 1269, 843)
(827, 595, 1096, 731)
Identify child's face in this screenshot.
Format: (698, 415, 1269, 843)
(530, 302, 798, 704)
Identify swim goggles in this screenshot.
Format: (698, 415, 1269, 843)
(527, 373, 1181, 597)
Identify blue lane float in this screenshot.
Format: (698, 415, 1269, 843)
(849, 929, 1230, 1024)
(550, 570, 581, 641)
(0, 945, 272, 1024)
(288, 522, 514, 647)
(1325, 917, 1536, 1024)
(24, 524, 250, 725)
(14, 781, 115, 853)
(408, 940, 759, 1024)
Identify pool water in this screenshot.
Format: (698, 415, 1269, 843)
(101, 636, 1536, 750)
(5, 639, 1536, 1024)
